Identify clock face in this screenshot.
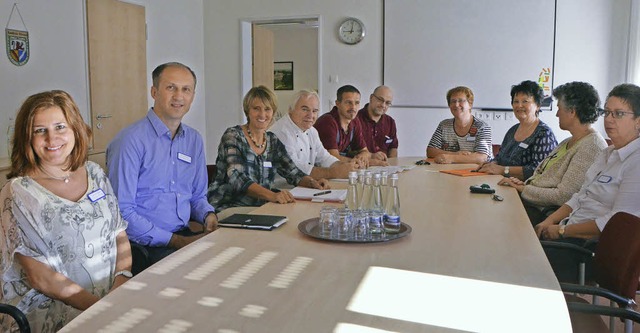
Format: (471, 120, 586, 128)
(338, 18, 365, 45)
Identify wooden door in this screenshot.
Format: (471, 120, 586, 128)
(252, 24, 274, 90)
(86, 0, 147, 166)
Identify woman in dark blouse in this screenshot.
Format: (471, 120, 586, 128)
(478, 80, 557, 180)
(208, 86, 327, 211)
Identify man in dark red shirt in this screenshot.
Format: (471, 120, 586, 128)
(314, 85, 387, 168)
(356, 86, 398, 161)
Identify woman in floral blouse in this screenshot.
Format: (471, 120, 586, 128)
(0, 90, 131, 332)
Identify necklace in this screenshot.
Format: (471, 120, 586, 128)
(40, 167, 71, 183)
(247, 127, 266, 149)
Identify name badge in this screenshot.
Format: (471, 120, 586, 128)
(518, 142, 529, 149)
(178, 153, 192, 163)
(385, 136, 393, 144)
(88, 189, 106, 202)
(466, 135, 476, 142)
(263, 161, 273, 168)
(597, 175, 613, 183)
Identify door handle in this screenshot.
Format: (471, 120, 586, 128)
(96, 114, 113, 120)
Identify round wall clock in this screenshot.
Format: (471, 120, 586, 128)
(338, 17, 365, 45)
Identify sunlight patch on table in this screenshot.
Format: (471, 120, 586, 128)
(347, 266, 571, 333)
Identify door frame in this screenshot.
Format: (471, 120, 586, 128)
(240, 15, 323, 123)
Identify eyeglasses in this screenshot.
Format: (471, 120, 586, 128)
(599, 109, 636, 119)
(372, 94, 393, 107)
(449, 98, 468, 105)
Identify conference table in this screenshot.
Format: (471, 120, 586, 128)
(60, 157, 571, 332)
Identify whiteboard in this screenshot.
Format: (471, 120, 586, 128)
(384, 0, 556, 109)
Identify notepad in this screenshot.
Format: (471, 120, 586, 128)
(289, 187, 347, 203)
(439, 168, 488, 177)
(218, 214, 288, 230)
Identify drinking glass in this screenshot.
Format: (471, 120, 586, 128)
(318, 206, 338, 237)
(335, 208, 353, 240)
(352, 209, 370, 241)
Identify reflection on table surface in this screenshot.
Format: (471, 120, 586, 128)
(59, 157, 571, 333)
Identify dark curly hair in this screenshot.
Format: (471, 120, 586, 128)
(552, 82, 600, 124)
(510, 80, 544, 107)
(607, 83, 640, 117)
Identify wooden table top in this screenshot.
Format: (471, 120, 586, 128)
(60, 158, 571, 332)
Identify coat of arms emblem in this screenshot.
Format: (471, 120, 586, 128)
(6, 28, 29, 66)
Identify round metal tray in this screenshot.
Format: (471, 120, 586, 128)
(297, 217, 412, 243)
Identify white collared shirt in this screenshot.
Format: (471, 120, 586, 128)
(269, 114, 339, 175)
(565, 136, 640, 231)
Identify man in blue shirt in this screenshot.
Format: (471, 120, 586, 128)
(107, 62, 217, 274)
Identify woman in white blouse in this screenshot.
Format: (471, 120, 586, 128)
(0, 91, 132, 332)
(535, 83, 640, 282)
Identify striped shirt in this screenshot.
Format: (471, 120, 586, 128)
(427, 116, 493, 158)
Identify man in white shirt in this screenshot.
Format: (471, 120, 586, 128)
(270, 90, 357, 179)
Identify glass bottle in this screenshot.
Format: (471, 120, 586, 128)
(345, 171, 359, 210)
(356, 169, 366, 206)
(384, 173, 401, 234)
(369, 173, 384, 212)
(379, 170, 389, 207)
(359, 171, 373, 210)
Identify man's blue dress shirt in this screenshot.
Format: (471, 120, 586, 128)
(107, 109, 215, 246)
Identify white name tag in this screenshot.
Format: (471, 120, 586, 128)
(263, 161, 273, 168)
(88, 189, 106, 202)
(597, 175, 613, 183)
(518, 142, 529, 149)
(178, 153, 192, 163)
(466, 135, 476, 142)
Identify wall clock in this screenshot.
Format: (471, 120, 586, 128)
(338, 17, 365, 45)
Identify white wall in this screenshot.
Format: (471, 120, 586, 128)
(272, 27, 318, 118)
(203, 0, 383, 161)
(0, 0, 89, 158)
(0, 0, 206, 159)
(145, 0, 207, 137)
(0, 0, 634, 161)
(389, 0, 631, 157)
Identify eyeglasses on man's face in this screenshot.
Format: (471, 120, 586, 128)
(599, 109, 636, 119)
(372, 94, 393, 107)
(449, 98, 468, 105)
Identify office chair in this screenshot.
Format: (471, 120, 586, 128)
(0, 303, 31, 333)
(558, 212, 640, 333)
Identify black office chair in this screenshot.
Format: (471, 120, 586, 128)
(557, 212, 640, 333)
(0, 303, 31, 333)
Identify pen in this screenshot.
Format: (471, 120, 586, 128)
(313, 190, 332, 196)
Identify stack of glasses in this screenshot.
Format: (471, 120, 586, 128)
(318, 171, 401, 241)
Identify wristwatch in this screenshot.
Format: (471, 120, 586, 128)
(558, 225, 566, 238)
(503, 166, 510, 177)
(114, 270, 133, 279)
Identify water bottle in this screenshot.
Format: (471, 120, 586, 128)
(359, 171, 373, 210)
(380, 170, 389, 207)
(384, 173, 401, 234)
(370, 173, 384, 212)
(345, 171, 358, 210)
(356, 169, 366, 206)
(7, 117, 15, 157)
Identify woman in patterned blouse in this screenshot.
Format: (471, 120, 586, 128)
(0, 90, 131, 332)
(208, 86, 328, 211)
(498, 82, 607, 225)
(478, 80, 558, 180)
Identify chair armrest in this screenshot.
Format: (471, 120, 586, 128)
(0, 303, 31, 333)
(540, 240, 595, 258)
(561, 283, 635, 308)
(567, 302, 640, 323)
